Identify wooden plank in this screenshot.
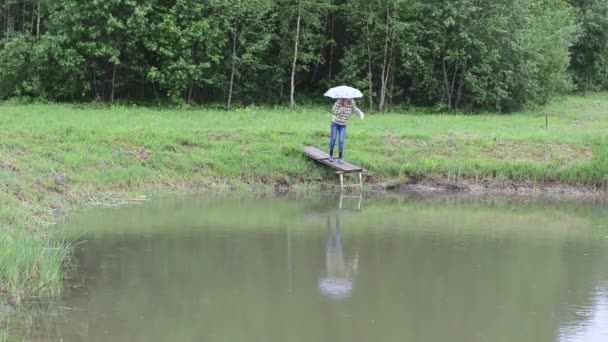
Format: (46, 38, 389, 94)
(334, 161, 367, 173)
(303, 145, 329, 160)
(334, 163, 365, 173)
(303, 146, 366, 173)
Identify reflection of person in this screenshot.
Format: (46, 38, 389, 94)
(329, 99, 364, 164)
(319, 212, 358, 299)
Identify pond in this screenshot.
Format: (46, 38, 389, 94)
(37, 194, 608, 341)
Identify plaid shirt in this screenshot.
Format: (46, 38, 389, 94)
(331, 100, 364, 126)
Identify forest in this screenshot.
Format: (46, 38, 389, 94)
(1, 0, 608, 111)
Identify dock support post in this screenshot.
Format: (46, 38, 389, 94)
(340, 173, 344, 190)
(359, 172, 363, 190)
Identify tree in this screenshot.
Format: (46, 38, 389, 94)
(569, 0, 608, 93)
(290, 0, 302, 108)
(341, 0, 423, 111)
(0, 0, 581, 110)
(42, 0, 152, 102)
(221, 0, 274, 109)
(0, 33, 37, 98)
(341, 0, 575, 111)
(146, 0, 226, 103)
(273, 0, 332, 107)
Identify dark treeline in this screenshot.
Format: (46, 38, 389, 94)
(0, 0, 607, 111)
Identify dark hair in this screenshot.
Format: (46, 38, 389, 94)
(339, 98, 353, 106)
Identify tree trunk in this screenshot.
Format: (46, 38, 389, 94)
(188, 44, 198, 103)
(450, 62, 458, 108)
(22, 0, 25, 32)
(382, 41, 394, 111)
(442, 59, 452, 108)
(110, 63, 117, 104)
(389, 55, 395, 107)
(310, 13, 329, 84)
(36, 0, 41, 41)
(227, 26, 238, 110)
(379, 6, 390, 112)
(151, 81, 160, 105)
(455, 66, 465, 109)
(6, 3, 13, 36)
(310, 59, 320, 85)
(328, 11, 335, 80)
(290, 5, 302, 109)
(188, 84, 193, 103)
(366, 11, 373, 111)
(92, 68, 100, 100)
(32, 0, 36, 35)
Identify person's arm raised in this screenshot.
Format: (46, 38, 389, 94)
(354, 106, 364, 120)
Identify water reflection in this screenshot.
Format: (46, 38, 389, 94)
(560, 284, 608, 342)
(319, 212, 358, 299)
(30, 195, 608, 342)
(338, 193, 362, 211)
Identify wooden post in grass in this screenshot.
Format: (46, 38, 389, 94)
(545, 112, 548, 129)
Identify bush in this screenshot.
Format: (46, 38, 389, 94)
(0, 34, 39, 99)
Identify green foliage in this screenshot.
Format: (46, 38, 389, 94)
(340, 0, 576, 112)
(219, 0, 276, 104)
(0, 0, 603, 111)
(33, 34, 89, 100)
(146, 0, 226, 103)
(0, 34, 38, 99)
(569, 0, 608, 92)
(42, 0, 153, 101)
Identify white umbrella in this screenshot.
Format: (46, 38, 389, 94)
(324, 85, 363, 99)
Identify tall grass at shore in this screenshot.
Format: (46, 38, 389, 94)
(0, 227, 68, 303)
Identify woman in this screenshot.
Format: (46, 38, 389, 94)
(329, 98, 364, 164)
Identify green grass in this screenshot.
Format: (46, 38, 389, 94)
(1, 93, 608, 302)
(2, 95, 608, 188)
(0, 228, 68, 303)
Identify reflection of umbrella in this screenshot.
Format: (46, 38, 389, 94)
(324, 85, 363, 99)
(319, 277, 353, 299)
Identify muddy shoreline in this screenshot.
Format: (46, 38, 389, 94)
(290, 175, 608, 203)
(369, 178, 608, 202)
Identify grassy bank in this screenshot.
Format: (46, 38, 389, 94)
(2, 93, 608, 301)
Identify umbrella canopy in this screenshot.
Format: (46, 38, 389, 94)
(324, 85, 363, 99)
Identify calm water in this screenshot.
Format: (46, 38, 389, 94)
(39, 195, 608, 341)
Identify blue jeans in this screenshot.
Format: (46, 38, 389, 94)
(326, 213, 342, 249)
(329, 122, 346, 155)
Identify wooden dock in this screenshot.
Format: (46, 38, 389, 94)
(303, 146, 367, 189)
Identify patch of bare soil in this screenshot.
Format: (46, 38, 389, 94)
(0, 162, 20, 174)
